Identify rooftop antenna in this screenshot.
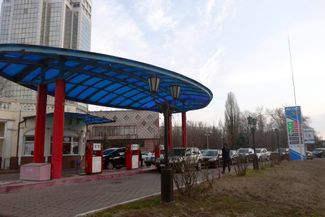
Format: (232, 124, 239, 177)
(288, 36, 303, 160)
(288, 37, 297, 106)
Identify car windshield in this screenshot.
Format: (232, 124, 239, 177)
(238, 149, 249, 153)
(103, 149, 117, 155)
(202, 150, 218, 156)
(170, 148, 186, 156)
(255, 149, 262, 153)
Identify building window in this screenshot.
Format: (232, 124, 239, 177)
(63, 136, 79, 155)
(24, 136, 34, 156)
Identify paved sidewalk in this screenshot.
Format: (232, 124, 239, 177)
(0, 170, 161, 217)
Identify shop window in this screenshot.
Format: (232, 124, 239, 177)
(24, 136, 34, 156)
(50, 136, 80, 155)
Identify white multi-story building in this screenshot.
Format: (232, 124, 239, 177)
(0, 0, 91, 169)
(0, 0, 91, 101)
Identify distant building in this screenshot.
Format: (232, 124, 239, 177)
(88, 110, 160, 152)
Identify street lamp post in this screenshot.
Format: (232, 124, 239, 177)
(247, 116, 259, 170)
(148, 76, 180, 203)
(275, 129, 280, 155)
(205, 132, 211, 149)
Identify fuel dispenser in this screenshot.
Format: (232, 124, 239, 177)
(85, 143, 103, 174)
(154, 144, 164, 159)
(125, 144, 140, 170)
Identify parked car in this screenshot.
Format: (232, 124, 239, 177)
(306, 151, 313, 160)
(237, 148, 254, 157)
(274, 148, 289, 156)
(237, 148, 254, 162)
(255, 148, 270, 161)
(143, 151, 155, 166)
(201, 149, 221, 168)
(230, 150, 239, 164)
(156, 147, 203, 172)
(312, 148, 325, 158)
(102, 147, 126, 169)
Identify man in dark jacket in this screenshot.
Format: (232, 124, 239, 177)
(222, 143, 231, 174)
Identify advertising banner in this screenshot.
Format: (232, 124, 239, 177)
(285, 106, 305, 160)
(303, 127, 315, 144)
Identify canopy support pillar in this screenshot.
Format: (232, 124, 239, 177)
(33, 84, 47, 163)
(51, 79, 65, 179)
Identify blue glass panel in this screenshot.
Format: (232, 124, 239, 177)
(65, 60, 80, 67)
(65, 83, 75, 92)
(0, 62, 7, 69)
(90, 90, 107, 102)
(45, 68, 60, 80)
(105, 83, 122, 92)
(22, 68, 41, 82)
(69, 85, 88, 97)
(138, 96, 151, 104)
(84, 65, 94, 70)
(4, 52, 22, 58)
(84, 77, 101, 85)
(3, 64, 26, 76)
(127, 78, 137, 83)
(23, 54, 43, 61)
(48, 83, 55, 92)
(96, 80, 112, 88)
(142, 101, 155, 108)
(93, 67, 106, 73)
(98, 93, 118, 103)
(106, 71, 118, 77)
(114, 86, 130, 94)
(124, 90, 138, 97)
(132, 93, 146, 101)
(70, 74, 89, 83)
(111, 96, 125, 105)
(119, 99, 132, 107)
(78, 87, 97, 99)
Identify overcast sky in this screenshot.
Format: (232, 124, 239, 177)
(90, 0, 325, 138)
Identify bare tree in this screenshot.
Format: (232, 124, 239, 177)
(224, 92, 240, 148)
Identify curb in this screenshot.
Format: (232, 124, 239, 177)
(0, 168, 155, 194)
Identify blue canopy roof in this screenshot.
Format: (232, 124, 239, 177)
(0, 44, 212, 113)
(24, 112, 114, 125)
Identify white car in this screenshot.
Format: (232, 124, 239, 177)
(255, 148, 270, 161)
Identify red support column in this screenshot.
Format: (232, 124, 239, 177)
(33, 84, 47, 163)
(181, 112, 187, 147)
(167, 114, 173, 149)
(51, 79, 65, 179)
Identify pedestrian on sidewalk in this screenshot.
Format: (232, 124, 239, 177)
(222, 143, 231, 174)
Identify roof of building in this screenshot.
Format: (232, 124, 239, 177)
(24, 112, 114, 125)
(0, 44, 212, 113)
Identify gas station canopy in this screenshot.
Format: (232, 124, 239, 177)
(0, 44, 212, 112)
(24, 112, 114, 125)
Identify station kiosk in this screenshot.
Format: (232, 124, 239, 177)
(85, 143, 103, 175)
(125, 144, 140, 170)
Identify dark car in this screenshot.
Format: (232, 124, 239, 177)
(202, 149, 221, 168)
(103, 147, 126, 169)
(312, 148, 325, 158)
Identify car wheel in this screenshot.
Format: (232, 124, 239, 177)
(107, 162, 114, 170)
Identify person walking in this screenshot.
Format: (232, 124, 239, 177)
(222, 143, 231, 174)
